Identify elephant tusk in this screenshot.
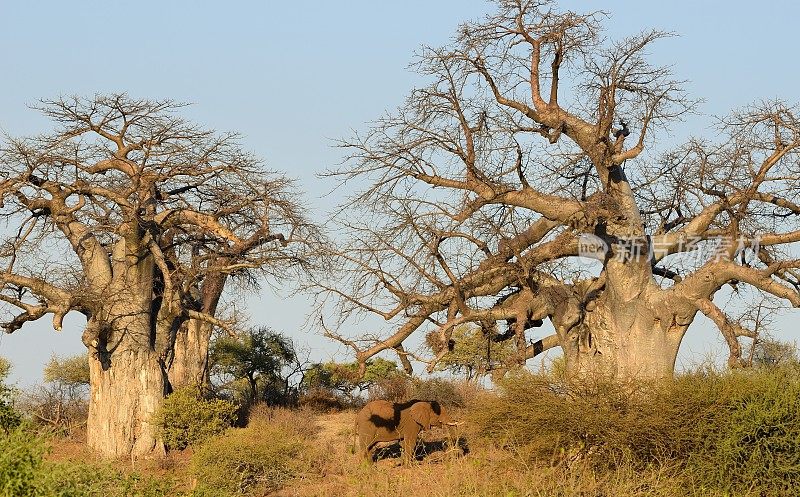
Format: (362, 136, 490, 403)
(445, 422, 463, 426)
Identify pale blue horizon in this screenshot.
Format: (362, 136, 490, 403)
(1, 1, 799, 386)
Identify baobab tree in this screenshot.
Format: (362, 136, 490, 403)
(316, 1, 800, 380)
(0, 95, 316, 457)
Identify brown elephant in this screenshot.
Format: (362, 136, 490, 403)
(355, 399, 458, 463)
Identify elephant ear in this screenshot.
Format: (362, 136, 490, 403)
(408, 401, 432, 430)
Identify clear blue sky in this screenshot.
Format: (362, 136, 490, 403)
(1, 1, 799, 385)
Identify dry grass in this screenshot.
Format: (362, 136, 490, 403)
(39, 370, 800, 497)
(270, 415, 703, 497)
(261, 406, 682, 497)
(39, 415, 749, 497)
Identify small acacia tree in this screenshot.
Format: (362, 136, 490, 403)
(426, 324, 516, 380)
(0, 357, 21, 433)
(749, 337, 799, 368)
(210, 327, 298, 403)
(0, 357, 10, 381)
(0, 95, 317, 457)
(302, 358, 401, 399)
(43, 354, 90, 388)
(316, 1, 800, 380)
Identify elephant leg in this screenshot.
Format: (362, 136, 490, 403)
(359, 433, 373, 462)
(401, 433, 418, 465)
(365, 443, 376, 463)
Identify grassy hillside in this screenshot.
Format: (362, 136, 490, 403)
(4, 366, 800, 496)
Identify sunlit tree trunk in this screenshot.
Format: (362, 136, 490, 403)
(168, 319, 213, 389)
(167, 273, 225, 390)
(87, 344, 167, 458)
(84, 244, 167, 458)
(562, 300, 687, 379)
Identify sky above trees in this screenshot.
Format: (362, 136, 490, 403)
(1, 0, 799, 384)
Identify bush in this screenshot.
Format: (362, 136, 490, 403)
(0, 426, 176, 497)
(41, 462, 178, 497)
(366, 376, 468, 407)
(17, 384, 88, 437)
(0, 426, 46, 497)
(0, 387, 21, 434)
(297, 387, 347, 412)
(689, 368, 800, 495)
(469, 367, 800, 495)
(190, 408, 316, 495)
(0, 358, 21, 434)
(409, 378, 465, 407)
(367, 374, 410, 403)
(11, 355, 89, 438)
(153, 386, 237, 450)
(471, 370, 722, 468)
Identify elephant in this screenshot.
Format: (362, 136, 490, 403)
(354, 399, 458, 463)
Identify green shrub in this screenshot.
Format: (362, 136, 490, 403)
(190, 409, 316, 495)
(0, 426, 178, 497)
(689, 368, 800, 495)
(42, 462, 178, 497)
(152, 386, 237, 450)
(469, 369, 725, 468)
(470, 367, 800, 495)
(0, 389, 21, 434)
(0, 426, 47, 497)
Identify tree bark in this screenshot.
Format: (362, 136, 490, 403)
(87, 346, 167, 458)
(561, 293, 689, 379)
(168, 319, 212, 390)
(168, 272, 226, 390)
(84, 240, 169, 458)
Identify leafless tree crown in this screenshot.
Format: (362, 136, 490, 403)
(0, 95, 319, 347)
(313, 1, 800, 374)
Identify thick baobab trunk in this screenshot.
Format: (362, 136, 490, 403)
(168, 319, 213, 389)
(551, 232, 693, 380)
(84, 242, 168, 458)
(561, 294, 688, 379)
(85, 308, 168, 458)
(87, 346, 166, 458)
